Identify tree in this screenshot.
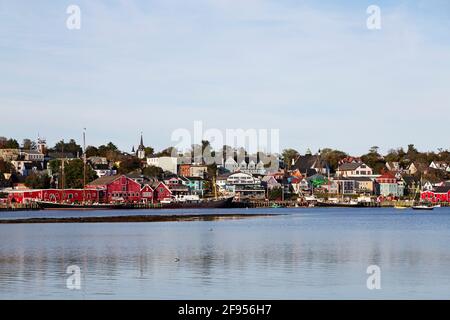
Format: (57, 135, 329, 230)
(320, 148, 348, 172)
(361, 147, 385, 174)
(282, 149, 300, 169)
(97, 142, 121, 161)
(156, 147, 178, 157)
(0, 159, 13, 174)
(118, 157, 141, 174)
(63, 159, 97, 188)
(52, 139, 82, 156)
(22, 139, 36, 150)
(85, 146, 99, 157)
(144, 147, 154, 157)
(142, 165, 163, 178)
(0, 138, 19, 149)
(49, 159, 97, 188)
(25, 172, 51, 189)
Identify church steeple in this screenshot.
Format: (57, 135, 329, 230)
(137, 132, 145, 159)
(139, 133, 144, 150)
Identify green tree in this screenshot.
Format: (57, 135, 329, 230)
(25, 172, 51, 189)
(63, 159, 97, 188)
(118, 157, 141, 174)
(142, 165, 163, 178)
(361, 147, 385, 174)
(320, 148, 348, 172)
(282, 149, 300, 169)
(22, 139, 36, 150)
(156, 147, 178, 157)
(0, 138, 19, 149)
(52, 139, 82, 156)
(85, 146, 99, 157)
(0, 159, 13, 173)
(144, 147, 154, 157)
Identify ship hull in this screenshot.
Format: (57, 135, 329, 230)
(36, 201, 121, 210)
(161, 197, 234, 209)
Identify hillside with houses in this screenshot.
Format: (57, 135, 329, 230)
(1, 135, 450, 206)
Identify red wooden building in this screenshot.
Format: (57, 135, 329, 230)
(86, 175, 147, 203)
(7, 189, 99, 204)
(6, 175, 172, 204)
(151, 181, 172, 202)
(421, 186, 450, 203)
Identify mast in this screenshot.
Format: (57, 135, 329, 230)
(83, 128, 87, 203)
(61, 140, 65, 202)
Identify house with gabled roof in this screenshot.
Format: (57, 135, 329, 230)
(336, 162, 373, 177)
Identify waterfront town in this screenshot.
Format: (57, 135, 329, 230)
(0, 134, 449, 209)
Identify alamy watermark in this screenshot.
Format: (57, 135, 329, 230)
(66, 5, 81, 30)
(66, 265, 81, 290)
(367, 5, 381, 30)
(170, 121, 280, 171)
(366, 265, 381, 290)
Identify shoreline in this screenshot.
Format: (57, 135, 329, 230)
(0, 213, 277, 224)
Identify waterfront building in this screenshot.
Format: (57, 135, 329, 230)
(352, 176, 375, 194)
(421, 186, 450, 203)
(6, 188, 99, 204)
(181, 176, 205, 196)
(226, 172, 265, 200)
(375, 172, 404, 197)
(86, 175, 144, 203)
(261, 175, 281, 190)
(150, 181, 172, 202)
(333, 177, 356, 195)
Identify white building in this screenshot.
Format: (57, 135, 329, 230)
(336, 162, 373, 177)
(147, 156, 178, 174)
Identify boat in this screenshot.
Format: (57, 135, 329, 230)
(315, 201, 366, 208)
(434, 204, 441, 208)
(36, 201, 123, 210)
(412, 205, 434, 211)
(394, 206, 408, 210)
(160, 196, 234, 209)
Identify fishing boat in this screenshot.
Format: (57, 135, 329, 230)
(412, 205, 434, 211)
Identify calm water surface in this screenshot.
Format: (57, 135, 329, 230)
(1, 207, 450, 299)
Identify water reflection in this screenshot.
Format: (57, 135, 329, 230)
(1, 208, 450, 299)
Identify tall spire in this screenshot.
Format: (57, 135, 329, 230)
(139, 132, 144, 149)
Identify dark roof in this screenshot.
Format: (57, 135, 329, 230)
(48, 152, 75, 159)
(87, 175, 120, 186)
(434, 186, 450, 193)
(292, 154, 318, 173)
(338, 163, 363, 171)
(402, 175, 419, 185)
(126, 171, 143, 179)
(351, 177, 373, 182)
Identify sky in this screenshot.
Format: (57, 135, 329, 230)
(0, 0, 449, 156)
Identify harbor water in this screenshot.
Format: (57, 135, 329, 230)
(1, 207, 450, 299)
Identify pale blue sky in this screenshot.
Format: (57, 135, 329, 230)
(0, 0, 449, 155)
